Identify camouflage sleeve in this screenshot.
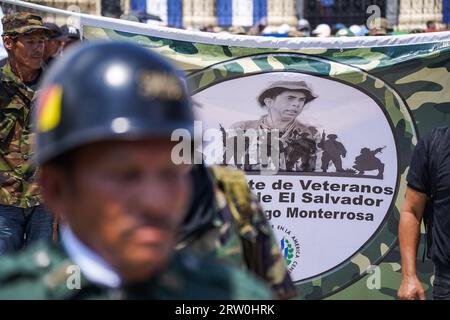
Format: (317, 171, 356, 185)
(243, 194, 298, 299)
(211, 165, 298, 299)
(0, 106, 20, 141)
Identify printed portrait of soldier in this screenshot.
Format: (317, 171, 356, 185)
(227, 80, 320, 172)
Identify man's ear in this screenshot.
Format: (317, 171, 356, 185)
(264, 97, 274, 108)
(2, 36, 14, 50)
(39, 165, 70, 220)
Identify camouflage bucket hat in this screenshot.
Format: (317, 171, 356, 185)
(258, 80, 318, 106)
(2, 12, 51, 37)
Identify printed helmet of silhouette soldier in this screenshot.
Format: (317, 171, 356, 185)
(300, 132, 311, 138)
(308, 126, 318, 134)
(327, 134, 338, 139)
(33, 41, 194, 165)
(291, 128, 301, 135)
(257, 81, 318, 107)
(361, 147, 371, 153)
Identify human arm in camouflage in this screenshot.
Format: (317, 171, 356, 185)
(242, 194, 298, 299)
(211, 166, 298, 299)
(0, 105, 21, 142)
(0, 67, 33, 143)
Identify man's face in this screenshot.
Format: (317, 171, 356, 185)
(265, 90, 307, 122)
(41, 139, 192, 284)
(4, 30, 46, 70)
(44, 38, 61, 60)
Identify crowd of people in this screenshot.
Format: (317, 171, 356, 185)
(117, 8, 448, 37)
(197, 17, 447, 37)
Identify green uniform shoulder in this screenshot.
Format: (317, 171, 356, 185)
(0, 241, 72, 299)
(0, 242, 272, 300)
(154, 251, 273, 299)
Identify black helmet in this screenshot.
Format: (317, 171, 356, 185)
(34, 41, 194, 165)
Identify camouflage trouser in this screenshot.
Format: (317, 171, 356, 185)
(0, 204, 54, 255)
(433, 264, 450, 300)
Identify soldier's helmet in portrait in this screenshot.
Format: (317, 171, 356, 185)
(257, 80, 318, 107)
(327, 134, 338, 140)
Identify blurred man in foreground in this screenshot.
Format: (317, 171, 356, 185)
(0, 41, 272, 299)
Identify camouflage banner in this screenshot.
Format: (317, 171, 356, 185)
(2, 0, 450, 300)
(81, 24, 449, 301)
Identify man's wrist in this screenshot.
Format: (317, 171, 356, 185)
(401, 270, 418, 278)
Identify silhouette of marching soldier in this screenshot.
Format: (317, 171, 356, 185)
(258, 129, 283, 170)
(220, 124, 229, 165)
(284, 130, 317, 172)
(220, 125, 251, 170)
(318, 132, 347, 173)
(353, 146, 386, 178)
(240, 129, 252, 170)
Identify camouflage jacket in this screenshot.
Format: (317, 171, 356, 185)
(0, 63, 42, 208)
(177, 165, 298, 299)
(0, 241, 272, 299)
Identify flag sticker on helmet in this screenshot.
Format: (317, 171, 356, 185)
(37, 85, 63, 132)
